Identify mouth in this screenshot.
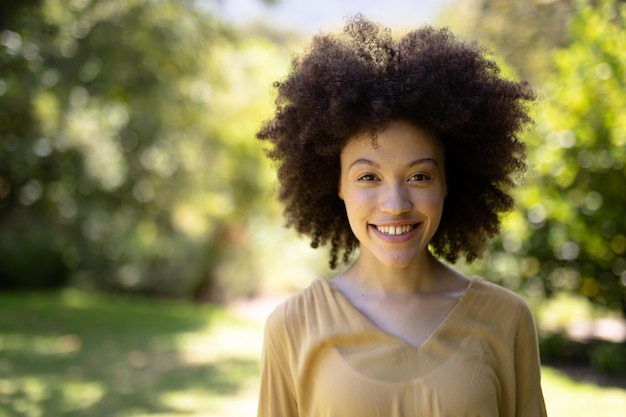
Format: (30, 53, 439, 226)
(373, 224, 417, 236)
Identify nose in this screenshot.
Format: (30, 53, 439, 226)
(379, 181, 412, 215)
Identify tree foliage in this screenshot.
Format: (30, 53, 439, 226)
(0, 0, 289, 299)
(522, 0, 626, 312)
(442, 0, 575, 84)
(449, 0, 626, 314)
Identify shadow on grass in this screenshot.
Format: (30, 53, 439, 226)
(547, 365, 626, 390)
(539, 332, 626, 390)
(0, 290, 260, 417)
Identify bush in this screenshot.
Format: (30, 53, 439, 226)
(590, 342, 626, 377)
(539, 332, 626, 377)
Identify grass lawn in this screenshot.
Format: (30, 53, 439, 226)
(0, 289, 624, 416)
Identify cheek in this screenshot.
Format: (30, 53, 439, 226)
(343, 191, 368, 213)
(414, 188, 446, 215)
(427, 189, 446, 206)
(429, 192, 447, 218)
(342, 189, 373, 223)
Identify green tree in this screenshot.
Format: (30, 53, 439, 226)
(469, 0, 626, 314)
(442, 0, 575, 84)
(0, 0, 288, 299)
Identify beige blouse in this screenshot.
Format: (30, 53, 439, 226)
(257, 277, 547, 417)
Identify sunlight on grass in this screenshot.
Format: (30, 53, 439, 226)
(0, 333, 81, 356)
(0, 289, 261, 416)
(542, 367, 626, 416)
(169, 307, 264, 416)
(176, 320, 263, 364)
(208, 391, 259, 417)
(157, 379, 259, 417)
(61, 381, 105, 412)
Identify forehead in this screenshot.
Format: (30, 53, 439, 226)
(341, 121, 442, 162)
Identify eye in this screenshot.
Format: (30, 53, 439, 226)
(408, 173, 431, 182)
(357, 173, 378, 182)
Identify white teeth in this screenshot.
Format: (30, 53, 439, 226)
(376, 225, 414, 235)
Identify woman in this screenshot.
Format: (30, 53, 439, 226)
(256, 15, 547, 417)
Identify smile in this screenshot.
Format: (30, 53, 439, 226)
(374, 224, 417, 236)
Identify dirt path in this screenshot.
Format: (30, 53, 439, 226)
(228, 294, 288, 324)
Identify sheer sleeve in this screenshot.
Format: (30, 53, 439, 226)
(513, 303, 548, 417)
(257, 304, 299, 417)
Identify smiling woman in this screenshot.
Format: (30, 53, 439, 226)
(255, 14, 543, 417)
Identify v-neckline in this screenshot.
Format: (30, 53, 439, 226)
(322, 276, 480, 351)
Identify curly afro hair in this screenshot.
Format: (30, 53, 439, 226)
(257, 15, 536, 269)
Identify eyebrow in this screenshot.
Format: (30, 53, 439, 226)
(349, 157, 440, 170)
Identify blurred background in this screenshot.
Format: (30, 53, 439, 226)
(0, 0, 625, 416)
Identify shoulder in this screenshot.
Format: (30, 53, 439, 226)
(468, 277, 535, 323)
(471, 277, 529, 306)
(264, 278, 333, 336)
(459, 278, 540, 355)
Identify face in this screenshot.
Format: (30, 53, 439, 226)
(339, 120, 447, 269)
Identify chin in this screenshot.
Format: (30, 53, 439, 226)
(376, 252, 421, 269)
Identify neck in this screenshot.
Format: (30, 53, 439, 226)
(343, 250, 448, 296)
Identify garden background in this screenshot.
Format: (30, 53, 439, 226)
(1, 0, 625, 415)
